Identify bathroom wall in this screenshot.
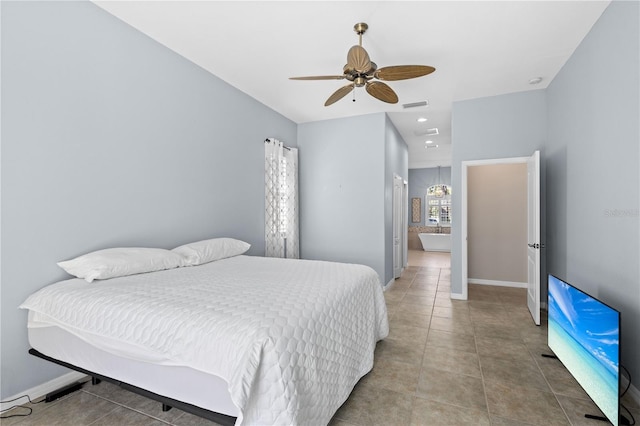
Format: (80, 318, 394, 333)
(408, 166, 452, 227)
(408, 167, 452, 250)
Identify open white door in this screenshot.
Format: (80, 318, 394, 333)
(393, 175, 403, 279)
(526, 150, 541, 325)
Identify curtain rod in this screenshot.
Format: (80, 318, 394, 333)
(264, 138, 291, 151)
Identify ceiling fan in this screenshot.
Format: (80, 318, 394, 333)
(290, 22, 435, 106)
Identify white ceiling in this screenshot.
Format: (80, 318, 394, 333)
(93, 1, 610, 168)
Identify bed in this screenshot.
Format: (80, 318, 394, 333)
(20, 251, 389, 426)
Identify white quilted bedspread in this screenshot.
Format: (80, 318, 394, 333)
(21, 255, 389, 426)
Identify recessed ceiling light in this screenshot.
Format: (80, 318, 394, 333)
(425, 140, 434, 144)
(417, 117, 428, 123)
(529, 77, 543, 85)
(425, 144, 439, 149)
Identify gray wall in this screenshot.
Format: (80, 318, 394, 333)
(384, 115, 409, 282)
(545, 0, 639, 387)
(451, 90, 547, 296)
(297, 113, 407, 286)
(1, 1, 296, 398)
(408, 167, 452, 226)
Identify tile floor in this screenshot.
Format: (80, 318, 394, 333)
(3, 250, 638, 425)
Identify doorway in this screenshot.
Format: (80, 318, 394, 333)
(460, 152, 541, 324)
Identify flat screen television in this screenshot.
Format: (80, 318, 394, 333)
(547, 274, 621, 425)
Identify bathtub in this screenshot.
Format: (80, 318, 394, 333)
(418, 233, 451, 252)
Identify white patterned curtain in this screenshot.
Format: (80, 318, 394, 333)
(265, 138, 299, 258)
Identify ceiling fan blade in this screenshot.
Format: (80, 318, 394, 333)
(374, 65, 436, 81)
(289, 75, 345, 80)
(346, 45, 371, 73)
(365, 81, 398, 104)
(325, 84, 354, 106)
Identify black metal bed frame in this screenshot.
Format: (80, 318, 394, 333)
(28, 348, 237, 426)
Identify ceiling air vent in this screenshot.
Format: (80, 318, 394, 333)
(402, 100, 428, 109)
(414, 127, 439, 136)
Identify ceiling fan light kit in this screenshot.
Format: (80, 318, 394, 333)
(290, 22, 435, 106)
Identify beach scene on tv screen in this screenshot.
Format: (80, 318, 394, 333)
(548, 275, 619, 424)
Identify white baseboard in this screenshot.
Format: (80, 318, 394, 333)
(0, 371, 87, 411)
(468, 278, 527, 288)
(384, 278, 395, 291)
(450, 292, 466, 300)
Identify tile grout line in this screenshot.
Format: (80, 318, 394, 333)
(475, 296, 497, 425)
(81, 389, 174, 425)
(409, 264, 433, 424)
(83, 396, 129, 426)
(529, 347, 577, 426)
(465, 281, 497, 425)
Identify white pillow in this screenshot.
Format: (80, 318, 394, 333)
(58, 247, 186, 283)
(172, 238, 251, 266)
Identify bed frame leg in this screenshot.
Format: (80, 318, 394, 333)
(162, 403, 172, 412)
(91, 377, 102, 386)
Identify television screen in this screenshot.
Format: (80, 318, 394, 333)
(548, 275, 620, 425)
